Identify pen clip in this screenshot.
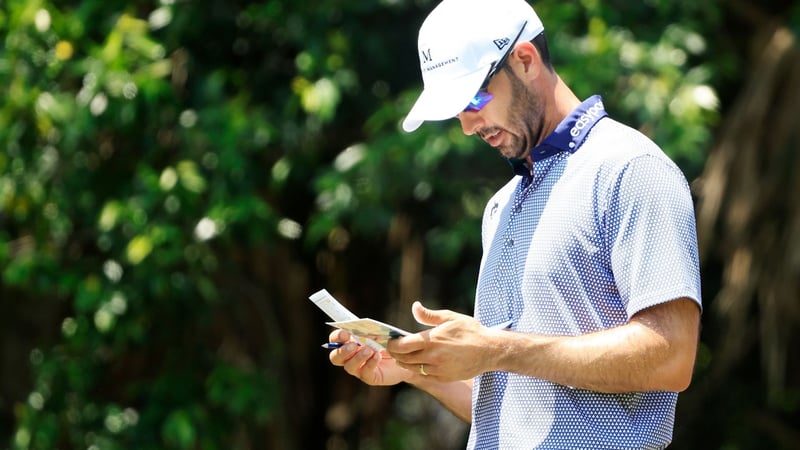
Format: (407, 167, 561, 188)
(491, 320, 513, 330)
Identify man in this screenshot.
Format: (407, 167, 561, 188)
(328, 0, 702, 448)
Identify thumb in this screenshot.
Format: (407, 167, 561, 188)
(412, 301, 460, 327)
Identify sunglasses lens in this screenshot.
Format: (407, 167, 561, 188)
(464, 91, 494, 112)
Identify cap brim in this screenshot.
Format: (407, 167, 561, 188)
(402, 66, 491, 132)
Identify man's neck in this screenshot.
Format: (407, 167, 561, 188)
(548, 75, 582, 134)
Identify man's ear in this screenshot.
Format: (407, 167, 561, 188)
(511, 41, 542, 79)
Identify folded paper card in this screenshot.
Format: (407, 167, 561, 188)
(309, 289, 411, 350)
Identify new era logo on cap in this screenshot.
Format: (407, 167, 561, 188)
(493, 38, 511, 51)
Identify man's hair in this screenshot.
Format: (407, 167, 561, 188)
(501, 31, 554, 75)
(532, 31, 554, 72)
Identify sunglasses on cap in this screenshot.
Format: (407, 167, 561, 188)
(463, 21, 528, 113)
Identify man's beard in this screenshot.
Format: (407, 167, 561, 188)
(495, 69, 545, 161)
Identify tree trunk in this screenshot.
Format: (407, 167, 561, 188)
(691, 13, 800, 447)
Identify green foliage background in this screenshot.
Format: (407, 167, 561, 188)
(0, 0, 796, 449)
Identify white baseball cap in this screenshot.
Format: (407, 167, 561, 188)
(402, 0, 544, 132)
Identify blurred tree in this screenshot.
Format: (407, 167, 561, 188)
(689, 2, 800, 448)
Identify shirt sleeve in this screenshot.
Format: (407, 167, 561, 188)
(605, 154, 703, 317)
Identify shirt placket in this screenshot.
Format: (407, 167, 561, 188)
(493, 172, 534, 328)
(473, 173, 535, 449)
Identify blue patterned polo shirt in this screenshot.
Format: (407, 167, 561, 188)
(467, 96, 702, 449)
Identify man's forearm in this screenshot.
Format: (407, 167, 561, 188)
(408, 376, 473, 423)
(488, 298, 700, 393)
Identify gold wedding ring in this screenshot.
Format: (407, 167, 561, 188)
(419, 364, 428, 376)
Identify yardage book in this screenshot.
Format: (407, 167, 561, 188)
(308, 289, 411, 351)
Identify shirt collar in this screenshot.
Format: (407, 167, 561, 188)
(509, 95, 608, 176)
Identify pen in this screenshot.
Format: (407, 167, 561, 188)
(322, 321, 512, 349)
(321, 342, 361, 349)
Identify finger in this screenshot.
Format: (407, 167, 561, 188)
(358, 348, 383, 376)
(328, 342, 362, 366)
(386, 331, 428, 355)
(328, 328, 351, 342)
(341, 346, 375, 376)
(412, 301, 462, 327)
(396, 360, 433, 377)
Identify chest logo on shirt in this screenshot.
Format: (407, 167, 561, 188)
(490, 202, 499, 219)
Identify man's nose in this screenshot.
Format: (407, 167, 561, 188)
(456, 110, 483, 136)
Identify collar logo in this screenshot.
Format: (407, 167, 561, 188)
(492, 37, 510, 51)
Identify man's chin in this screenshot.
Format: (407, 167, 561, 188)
(497, 146, 527, 161)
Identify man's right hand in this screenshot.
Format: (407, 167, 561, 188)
(327, 328, 415, 386)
